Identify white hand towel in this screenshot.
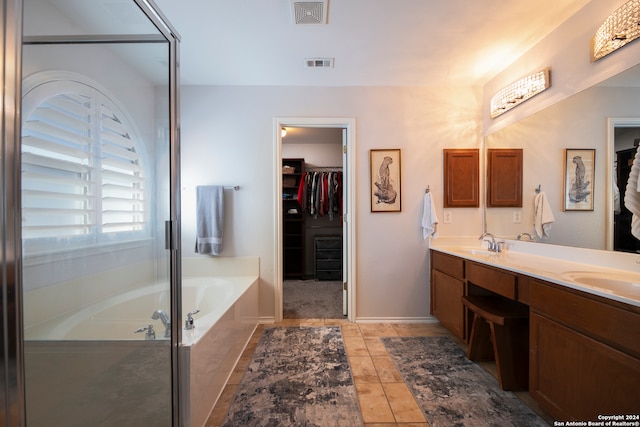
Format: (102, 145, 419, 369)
(422, 192, 439, 239)
(534, 191, 554, 239)
(625, 146, 640, 239)
(195, 185, 224, 255)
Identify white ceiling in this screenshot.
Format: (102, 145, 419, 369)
(153, 0, 592, 87)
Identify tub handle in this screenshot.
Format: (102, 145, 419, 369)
(134, 324, 156, 340)
(184, 309, 200, 330)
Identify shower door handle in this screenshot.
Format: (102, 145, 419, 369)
(165, 220, 176, 250)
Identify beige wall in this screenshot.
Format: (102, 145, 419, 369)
(180, 85, 482, 321)
(483, 0, 640, 135)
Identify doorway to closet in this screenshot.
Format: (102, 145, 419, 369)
(275, 118, 356, 323)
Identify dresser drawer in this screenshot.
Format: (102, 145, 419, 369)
(431, 251, 464, 279)
(316, 249, 341, 260)
(316, 259, 341, 270)
(316, 270, 341, 281)
(466, 261, 516, 299)
(315, 237, 342, 249)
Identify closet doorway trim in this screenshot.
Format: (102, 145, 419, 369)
(273, 117, 356, 323)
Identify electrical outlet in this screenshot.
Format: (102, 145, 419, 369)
(513, 211, 522, 223)
(444, 211, 452, 224)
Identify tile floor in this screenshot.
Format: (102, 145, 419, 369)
(205, 319, 553, 427)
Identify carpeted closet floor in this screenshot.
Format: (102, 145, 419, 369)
(283, 280, 345, 319)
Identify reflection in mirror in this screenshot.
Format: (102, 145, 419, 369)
(612, 122, 640, 253)
(484, 63, 640, 250)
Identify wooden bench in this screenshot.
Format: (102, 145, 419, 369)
(461, 295, 529, 391)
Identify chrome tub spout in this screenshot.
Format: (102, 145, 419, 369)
(152, 309, 171, 338)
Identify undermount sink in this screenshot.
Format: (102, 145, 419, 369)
(450, 248, 497, 257)
(561, 270, 640, 298)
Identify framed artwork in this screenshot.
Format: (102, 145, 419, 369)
(563, 148, 595, 211)
(370, 149, 401, 212)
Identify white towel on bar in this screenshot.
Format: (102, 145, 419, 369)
(422, 192, 439, 239)
(625, 146, 640, 239)
(195, 185, 224, 255)
(534, 191, 554, 239)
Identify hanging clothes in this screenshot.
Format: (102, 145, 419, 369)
(300, 170, 343, 220)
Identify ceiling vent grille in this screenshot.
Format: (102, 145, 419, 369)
(305, 58, 334, 68)
(292, 1, 328, 24)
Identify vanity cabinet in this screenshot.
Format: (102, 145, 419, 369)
(430, 251, 465, 340)
(486, 148, 523, 207)
(529, 279, 640, 420)
(443, 149, 479, 208)
(430, 250, 640, 421)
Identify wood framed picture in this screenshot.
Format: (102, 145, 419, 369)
(370, 149, 401, 212)
(563, 148, 595, 211)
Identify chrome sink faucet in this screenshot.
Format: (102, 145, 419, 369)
(151, 309, 171, 338)
(478, 232, 502, 253)
(517, 232, 535, 241)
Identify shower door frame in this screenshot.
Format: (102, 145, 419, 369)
(2, 1, 183, 425)
(1, 1, 25, 425)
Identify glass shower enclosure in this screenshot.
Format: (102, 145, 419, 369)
(20, 1, 181, 425)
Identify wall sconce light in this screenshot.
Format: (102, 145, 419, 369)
(490, 68, 551, 119)
(591, 0, 640, 61)
(281, 127, 287, 137)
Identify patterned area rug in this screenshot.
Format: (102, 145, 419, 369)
(382, 336, 549, 427)
(222, 326, 363, 427)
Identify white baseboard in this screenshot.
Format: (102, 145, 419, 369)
(354, 316, 439, 324)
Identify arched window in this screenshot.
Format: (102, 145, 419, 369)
(22, 71, 148, 254)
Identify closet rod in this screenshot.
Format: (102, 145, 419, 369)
(306, 166, 343, 171)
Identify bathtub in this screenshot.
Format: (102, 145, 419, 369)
(23, 256, 260, 427)
(25, 276, 252, 342)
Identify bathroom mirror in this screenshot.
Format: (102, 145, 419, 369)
(484, 62, 640, 250)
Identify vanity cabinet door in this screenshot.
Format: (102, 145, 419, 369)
(487, 148, 522, 207)
(530, 280, 640, 420)
(443, 149, 479, 208)
(530, 312, 640, 421)
(431, 269, 465, 340)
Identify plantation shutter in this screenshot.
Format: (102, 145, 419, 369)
(100, 101, 145, 233)
(22, 76, 146, 244)
(22, 89, 96, 239)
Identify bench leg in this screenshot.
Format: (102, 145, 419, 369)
(467, 313, 494, 361)
(490, 318, 529, 391)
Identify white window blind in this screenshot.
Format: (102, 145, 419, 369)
(22, 73, 147, 251)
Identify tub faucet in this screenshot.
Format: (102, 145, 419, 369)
(151, 309, 171, 338)
(134, 324, 156, 340)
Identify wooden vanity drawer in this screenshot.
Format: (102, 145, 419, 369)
(431, 251, 464, 279)
(530, 280, 640, 357)
(465, 261, 516, 299)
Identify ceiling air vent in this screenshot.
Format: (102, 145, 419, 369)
(291, 1, 328, 24)
(305, 58, 334, 68)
